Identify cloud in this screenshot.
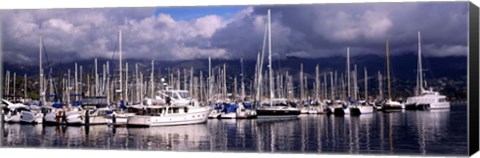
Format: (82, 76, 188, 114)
(1, 2, 468, 65)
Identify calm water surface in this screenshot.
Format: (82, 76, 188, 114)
(0, 104, 468, 156)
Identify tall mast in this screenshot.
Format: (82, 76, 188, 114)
(354, 64, 357, 101)
(315, 65, 319, 100)
(386, 35, 391, 99)
(268, 9, 274, 106)
(241, 58, 245, 101)
(208, 57, 212, 102)
(347, 47, 351, 98)
(119, 29, 123, 101)
(39, 36, 44, 103)
(95, 58, 98, 96)
(136, 63, 139, 102)
(257, 22, 268, 102)
(125, 62, 129, 103)
(330, 72, 334, 100)
(151, 60, 154, 99)
(13, 73, 16, 102)
(75, 63, 78, 101)
(417, 31, 424, 95)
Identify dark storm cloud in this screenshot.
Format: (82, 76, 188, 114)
(1, 2, 468, 65)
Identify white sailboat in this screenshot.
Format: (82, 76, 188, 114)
(381, 35, 403, 112)
(350, 67, 374, 115)
(2, 99, 29, 123)
(404, 32, 450, 110)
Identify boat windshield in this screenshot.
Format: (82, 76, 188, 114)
(178, 92, 191, 99)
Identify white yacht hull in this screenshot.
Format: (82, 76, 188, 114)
(219, 112, 237, 119)
(66, 113, 84, 125)
(43, 112, 62, 125)
(256, 107, 301, 119)
(236, 109, 257, 119)
(105, 113, 135, 126)
(350, 106, 374, 115)
(127, 108, 211, 127)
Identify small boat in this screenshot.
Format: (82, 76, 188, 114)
(105, 110, 136, 127)
(64, 107, 85, 125)
(382, 99, 403, 112)
(83, 107, 110, 125)
(2, 99, 29, 123)
(208, 103, 222, 119)
(235, 102, 257, 119)
(256, 98, 301, 119)
(43, 102, 67, 125)
(333, 100, 350, 116)
(350, 100, 374, 115)
(219, 102, 238, 119)
(19, 105, 44, 124)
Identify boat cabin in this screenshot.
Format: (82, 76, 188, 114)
(127, 105, 190, 116)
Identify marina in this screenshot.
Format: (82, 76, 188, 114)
(0, 3, 470, 157)
(0, 104, 467, 155)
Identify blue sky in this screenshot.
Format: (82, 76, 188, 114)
(154, 6, 245, 20)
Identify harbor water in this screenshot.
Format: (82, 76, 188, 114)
(0, 104, 468, 156)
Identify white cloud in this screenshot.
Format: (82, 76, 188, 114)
(1, 3, 468, 65)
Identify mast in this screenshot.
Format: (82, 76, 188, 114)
(364, 67, 368, 101)
(24, 74, 27, 100)
(13, 73, 16, 102)
(208, 57, 212, 102)
(315, 65, 319, 100)
(354, 64, 357, 101)
(39, 36, 44, 103)
(330, 72, 334, 100)
(241, 58, 245, 101)
(75, 63, 78, 101)
(119, 29, 123, 101)
(125, 62, 129, 103)
(300, 63, 304, 100)
(151, 60, 154, 99)
(417, 31, 424, 95)
(386, 35, 391, 100)
(347, 47, 351, 98)
(80, 66, 83, 100)
(136, 63, 139, 102)
(268, 9, 274, 106)
(95, 58, 98, 96)
(106, 62, 109, 104)
(257, 22, 268, 102)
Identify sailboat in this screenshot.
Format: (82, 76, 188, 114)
(404, 32, 450, 110)
(350, 67, 374, 115)
(381, 35, 403, 112)
(255, 9, 301, 119)
(333, 48, 352, 116)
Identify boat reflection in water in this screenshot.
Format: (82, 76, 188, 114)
(0, 105, 467, 155)
(126, 124, 210, 151)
